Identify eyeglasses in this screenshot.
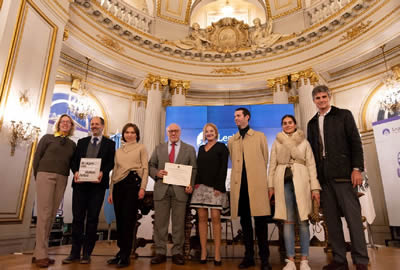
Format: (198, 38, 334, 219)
(167, 129, 180, 134)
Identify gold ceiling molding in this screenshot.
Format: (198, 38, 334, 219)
(339, 20, 372, 42)
(67, 0, 394, 77)
(211, 67, 246, 75)
(265, 0, 302, 20)
(157, 0, 192, 25)
(144, 73, 169, 90)
(70, 0, 386, 69)
(329, 44, 400, 78)
(96, 34, 125, 52)
(59, 52, 134, 85)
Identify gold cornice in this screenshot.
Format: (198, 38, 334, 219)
(265, 0, 302, 20)
(290, 68, 319, 87)
(266, 75, 289, 92)
(329, 44, 400, 77)
(63, 28, 69, 41)
(66, 0, 394, 77)
(156, 0, 192, 25)
(340, 20, 372, 42)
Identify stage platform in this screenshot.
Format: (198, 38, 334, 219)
(1, 241, 399, 269)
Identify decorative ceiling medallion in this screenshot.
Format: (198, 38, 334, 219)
(265, 0, 302, 20)
(211, 67, 246, 75)
(157, 0, 192, 25)
(97, 34, 125, 52)
(339, 20, 372, 41)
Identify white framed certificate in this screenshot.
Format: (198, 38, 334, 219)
(78, 158, 101, 182)
(163, 162, 192, 187)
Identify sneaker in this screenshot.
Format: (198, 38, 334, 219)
(300, 260, 311, 270)
(283, 259, 296, 270)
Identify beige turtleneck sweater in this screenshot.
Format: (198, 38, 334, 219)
(110, 141, 148, 192)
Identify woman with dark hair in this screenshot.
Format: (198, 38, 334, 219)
(268, 115, 320, 270)
(32, 114, 76, 268)
(107, 123, 148, 268)
(190, 123, 229, 265)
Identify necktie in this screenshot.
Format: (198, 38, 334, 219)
(169, 143, 175, 163)
(93, 137, 98, 146)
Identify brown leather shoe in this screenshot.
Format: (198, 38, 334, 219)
(35, 258, 50, 268)
(151, 254, 167, 264)
(32, 257, 55, 264)
(172, 254, 185, 265)
(355, 264, 368, 270)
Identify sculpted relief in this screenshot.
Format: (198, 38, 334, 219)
(174, 17, 294, 53)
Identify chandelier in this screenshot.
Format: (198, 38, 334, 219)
(379, 45, 400, 115)
(68, 57, 95, 120)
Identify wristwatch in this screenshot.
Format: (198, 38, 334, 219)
(353, 168, 361, 171)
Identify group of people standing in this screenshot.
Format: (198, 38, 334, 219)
(32, 85, 369, 270)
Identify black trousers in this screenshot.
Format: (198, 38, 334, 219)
(71, 184, 106, 257)
(113, 172, 141, 260)
(319, 159, 369, 265)
(238, 163, 270, 263)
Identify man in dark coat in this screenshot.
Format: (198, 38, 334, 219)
(307, 85, 368, 270)
(63, 116, 115, 264)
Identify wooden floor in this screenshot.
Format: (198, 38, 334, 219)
(1, 241, 399, 269)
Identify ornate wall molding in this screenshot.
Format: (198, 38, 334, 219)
(340, 20, 372, 42)
(211, 67, 245, 75)
(96, 34, 125, 52)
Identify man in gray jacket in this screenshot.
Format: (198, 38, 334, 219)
(149, 123, 197, 265)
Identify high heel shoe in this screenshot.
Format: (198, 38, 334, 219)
(200, 252, 208, 264)
(214, 259, 222, 266)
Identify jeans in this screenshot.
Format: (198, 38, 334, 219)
(283, 179, 310, 258)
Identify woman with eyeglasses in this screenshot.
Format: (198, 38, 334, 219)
(268, 115, 321, 270)
(107, 123, 148, 268)
(32, 114, 76, 268)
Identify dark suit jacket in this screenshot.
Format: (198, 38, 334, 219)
(149, 141, 197, 202)
(307, 106, 364, 182)
(71, 136, 115, 189)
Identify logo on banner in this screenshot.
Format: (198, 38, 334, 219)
(382, 128, 390, 136)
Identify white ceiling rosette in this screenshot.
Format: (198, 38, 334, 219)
(157, 0, 192, 24)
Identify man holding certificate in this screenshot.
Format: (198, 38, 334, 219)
(149, 123, 197, 266)
(63, 117, 115, 265)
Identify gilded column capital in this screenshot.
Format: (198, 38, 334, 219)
(290, 68, 319, 87)
(288, 95, 299, 104)
(132, 94, 147, 103)
(162, 100, 171, 107)
(170, 79, 191, 96)
(267, 76, 289, 92)
(144, 74, 169, 91)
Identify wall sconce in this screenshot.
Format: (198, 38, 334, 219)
(7, 89, 41, 156)
(9, 121, 40, 156)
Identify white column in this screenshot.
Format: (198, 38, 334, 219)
(143, 75, 167, 155)
(298, 77, 318, 131)
(170, 80, 190, 106)
(130, 99, 146, 136)
(273, 84, 289, 104)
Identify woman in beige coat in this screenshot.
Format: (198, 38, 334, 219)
(268, 115, 320, 270)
